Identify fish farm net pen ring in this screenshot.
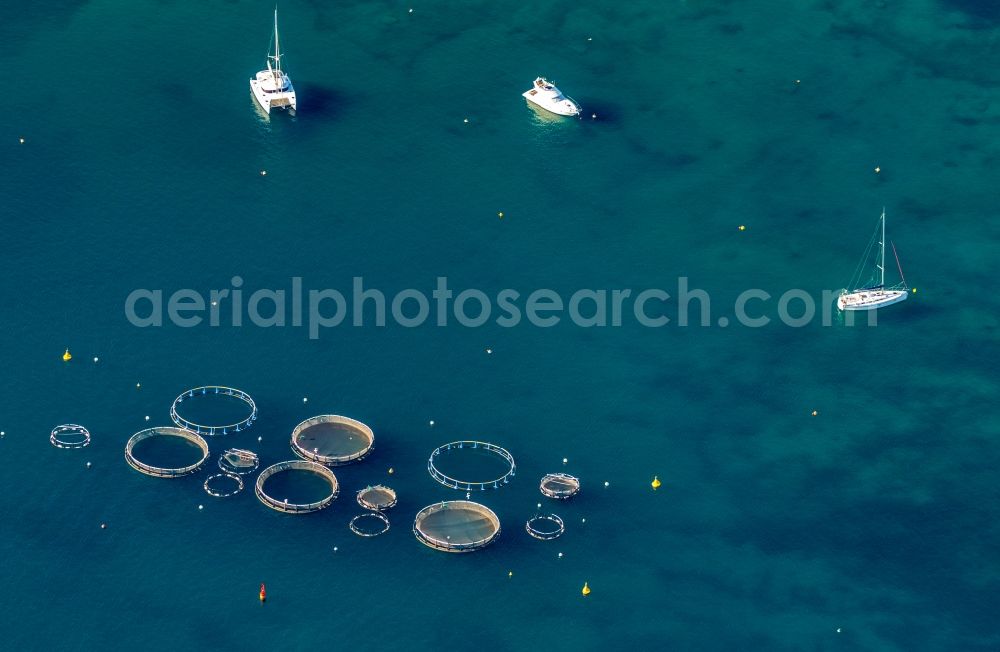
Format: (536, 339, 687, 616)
(539, 473, 581, 499)
(412, 500, 501, 553)
(50, 424, 91, 449)
(427, 441, 516, 491)
(125, 427, 210, 478)
(170, 386, 257, 436)
(218, 448, 260, 475)
(290, 415, 375, 466)
(349, 512, 390, 537)
(526, 513, 565, 540)
(204, 472, 244, 497)
(356, 485, 397, 511)
(255, 460, 340, 514)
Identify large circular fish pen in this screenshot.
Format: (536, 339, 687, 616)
(255, 460, 339, 513)
(290, 415, 374, 466)
(125, 427, 210, 478)
(413, 500, 501, 552)
(170, 386, 257, 436)
(427, 441, 515, 491)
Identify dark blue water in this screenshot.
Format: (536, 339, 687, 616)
(2, 1, 998, 650)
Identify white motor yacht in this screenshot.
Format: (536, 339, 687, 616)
(522, 77, 580, 116)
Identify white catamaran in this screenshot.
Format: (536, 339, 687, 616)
(250, 9, 296, 114)
(837, 208, 909, 311)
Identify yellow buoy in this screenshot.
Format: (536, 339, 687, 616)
(508, 571, 513, 578)
(651, 476, 661, 490)
(62, 348, 72, 362)
(498, 211, 504, 219)
(738, 225, 746, 231)
(811, 410, 818, 417)
(912, 287, 917, 294)
(581, 582, 591, 596)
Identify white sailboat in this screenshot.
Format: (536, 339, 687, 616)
(250, 8, 296, 114)
(837, 208, 909, 311)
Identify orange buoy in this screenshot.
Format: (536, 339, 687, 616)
(259, 583, 267, 602)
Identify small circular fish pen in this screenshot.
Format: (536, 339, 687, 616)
(204, 472, 244, 497)
(125, 427, 210, 478)
(290, 415, 374, 466)
(539, 473, 580, 499)
(255, 460, 339, 513)
(218, 448, 260, 475)
(349, 512, 390, 537)
(525, 513, 565, 540)
(356, 485, 397, 511)
(413, 500, 501, 552)
(427, 441, 515, 491)
(170, 386, 257, 436)
(50, 424, 91, 449)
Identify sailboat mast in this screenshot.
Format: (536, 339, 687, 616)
(880, 208, 886, 288)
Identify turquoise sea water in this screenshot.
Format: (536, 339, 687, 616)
(2, 1, 999, 650)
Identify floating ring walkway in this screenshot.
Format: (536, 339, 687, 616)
(290, 415, 374, 466)
(349, 512, 390, 537)
(204, 472, 244, 497)
(255, 460, 339, 514)
(427, 441, 516, 491)
(413, 500, 501, 552)
(539, 473, 581, 499)
(526, 513, 565, 540)
(125, 427, 210, 478)
(50, 424, 91, 449)
(170, 386, 257, 436)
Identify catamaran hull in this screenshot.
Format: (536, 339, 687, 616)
(837, 290, 908, 311)
(250, 78, 296, 114)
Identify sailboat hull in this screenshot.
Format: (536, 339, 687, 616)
(837, 289, 908, 311)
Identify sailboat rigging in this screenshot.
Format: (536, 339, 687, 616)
(837, 208, 909, 311)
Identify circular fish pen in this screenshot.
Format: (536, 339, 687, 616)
(50, 424, 91, 449)
(427, 441, 516, 491)
(356, 485, 397, 511)
(204, 472, 244, 497)
(255, 460, 339, 514)
(526, 513, 565, 540)
(218, 448, 260, 475)
(170, 386, 257, 436)
(540, 473, 581, 499)
(125, 427, 209, 478)
(413, 500, 501, 553)
(290, 415, 374, 466)
(349, 512, 390, 537)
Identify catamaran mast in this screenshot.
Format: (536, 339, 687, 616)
(273, 8, 281, 74)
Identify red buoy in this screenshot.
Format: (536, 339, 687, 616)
(259, 583, 267, 602)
